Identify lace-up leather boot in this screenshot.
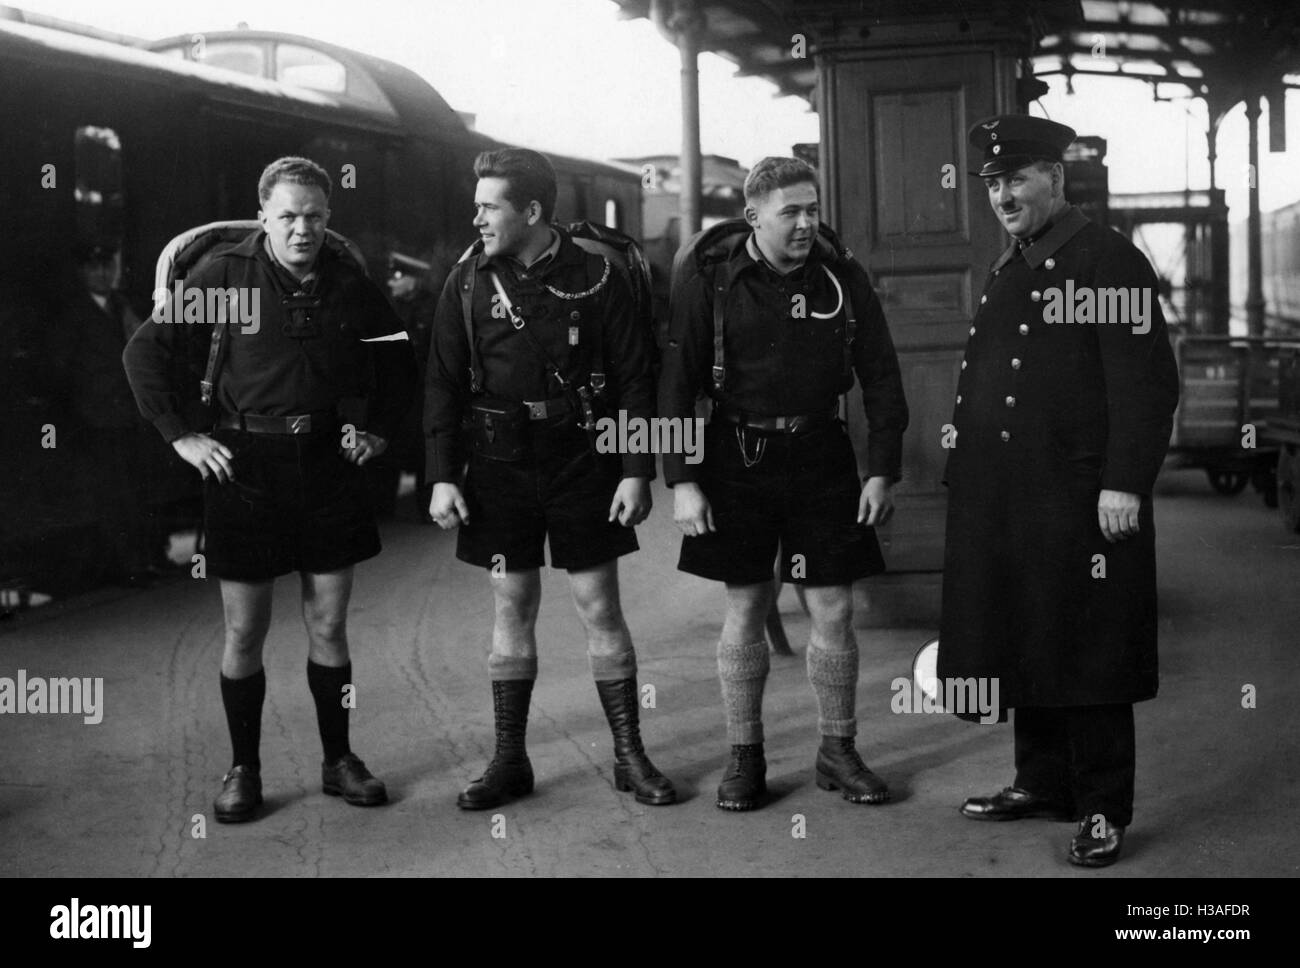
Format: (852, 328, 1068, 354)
(815, 735, 890, 804)
(595, 678, 677, 805)
(716, 743, 767, 811)
(457, 679, 534, 810)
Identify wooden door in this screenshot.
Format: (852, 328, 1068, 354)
(822, 49, 1015, 583)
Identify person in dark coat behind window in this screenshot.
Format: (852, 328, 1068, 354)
(48, 242, 156, 586)
(938, 116, 1179, 867)
(123, 157, 417, 824)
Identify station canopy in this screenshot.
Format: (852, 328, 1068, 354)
(611, 1, 1300, 107)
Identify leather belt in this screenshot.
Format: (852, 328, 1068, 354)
(714, 405, 839, 435)
(216, 411, 336, 435)
(522, 396, 574, 421)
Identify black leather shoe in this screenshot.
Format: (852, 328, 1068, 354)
(457, 679, 535, 810)
(716, 744, 767, 811)
(322, 753, 388, 806)
(960, 786, 1072, 821)
(1069, 815, 1125, 867)
(595, 678, 677, 806)
(214, 765, 262, 823)
(815, 736, 890, 804)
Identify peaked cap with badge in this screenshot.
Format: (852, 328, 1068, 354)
(968, 115, 1077, 177)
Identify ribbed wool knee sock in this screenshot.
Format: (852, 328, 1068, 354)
(220, 668, 265, 771)
(307, 660, 352, 764)
(589, 650, 637, 682)
(806, 642, 858, 737)
(717, 639, 769, 745)
(488, 654, 538, 681)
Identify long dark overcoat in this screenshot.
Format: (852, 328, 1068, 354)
(937, 206, 1179, 717)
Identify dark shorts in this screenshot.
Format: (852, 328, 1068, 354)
(677, 419, 885, 586)
(203, 428, 381, 582)
(457, 419, 638, 573)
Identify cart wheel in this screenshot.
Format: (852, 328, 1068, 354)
(1206, 468, 1249, 495)
(1278, 446, 1300, 534)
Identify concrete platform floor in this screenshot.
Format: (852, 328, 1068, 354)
(1, 467, 1297, 877)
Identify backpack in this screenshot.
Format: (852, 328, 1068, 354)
(454, 219, 656, 397)
(669, 217, 858, 395)
(151, 220, 367, 407)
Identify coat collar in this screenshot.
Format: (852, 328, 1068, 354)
(990, 205, 1089, 273)
(730, 230, 826, 281)
(227, 227, 336, 287)
(476, 225, 585, 279)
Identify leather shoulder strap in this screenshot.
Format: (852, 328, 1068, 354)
(459, 258, 482, 393)
(199, 313, 228, 408)
(711, 261, 731, 394)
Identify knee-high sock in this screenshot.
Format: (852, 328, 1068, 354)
(589, 650, 637, 682)
(220, 668, 266, 770)
(806, 642, 858, 738)
(489, 653, 538, 681)
(717, 639, 769, 745)
(307, 660, 352, 764)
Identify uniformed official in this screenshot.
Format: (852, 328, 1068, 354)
(660, 156, 909, 812)
(425, 148, 677, 809)
(123, 156, 417, 823)
(939, 116, 1179, 866)
(368, 252, 437, 521)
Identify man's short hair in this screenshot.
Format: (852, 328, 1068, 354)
(473, 148, 557, 222)
(258, 156, 332, 206)
(744, 156, 818, 205)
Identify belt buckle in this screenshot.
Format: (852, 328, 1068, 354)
(288, 414, 311, 435)
(525, 401, 547, 420)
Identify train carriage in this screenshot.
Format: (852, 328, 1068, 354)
(0, 14, 641, 597)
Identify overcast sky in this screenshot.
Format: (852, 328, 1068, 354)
(10, 0, 1299, 219)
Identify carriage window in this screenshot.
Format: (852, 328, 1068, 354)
(605, 199, 620, 230)
(276, 44, 347, 93)
(196, 41, 267, 78)
(74, 126, 124, 246)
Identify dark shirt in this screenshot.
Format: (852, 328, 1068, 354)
(658, 232, 909, 486)
(123, 229, 416, 444)
(423, 227, 656, 483)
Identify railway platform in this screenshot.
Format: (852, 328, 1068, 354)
(1, 468, 1296, 878)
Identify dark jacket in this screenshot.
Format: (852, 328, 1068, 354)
(123, 229, 417, 444)
(937, 206, 1180, 714)
(658, 233, 908, 486)
(49, 289, 144, 429)
(423, 227, 655, 484)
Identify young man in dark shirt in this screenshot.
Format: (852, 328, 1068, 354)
(123, 156, 417, 823)
(425, 148, 676, 809)
(660, 156, 909, 811)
